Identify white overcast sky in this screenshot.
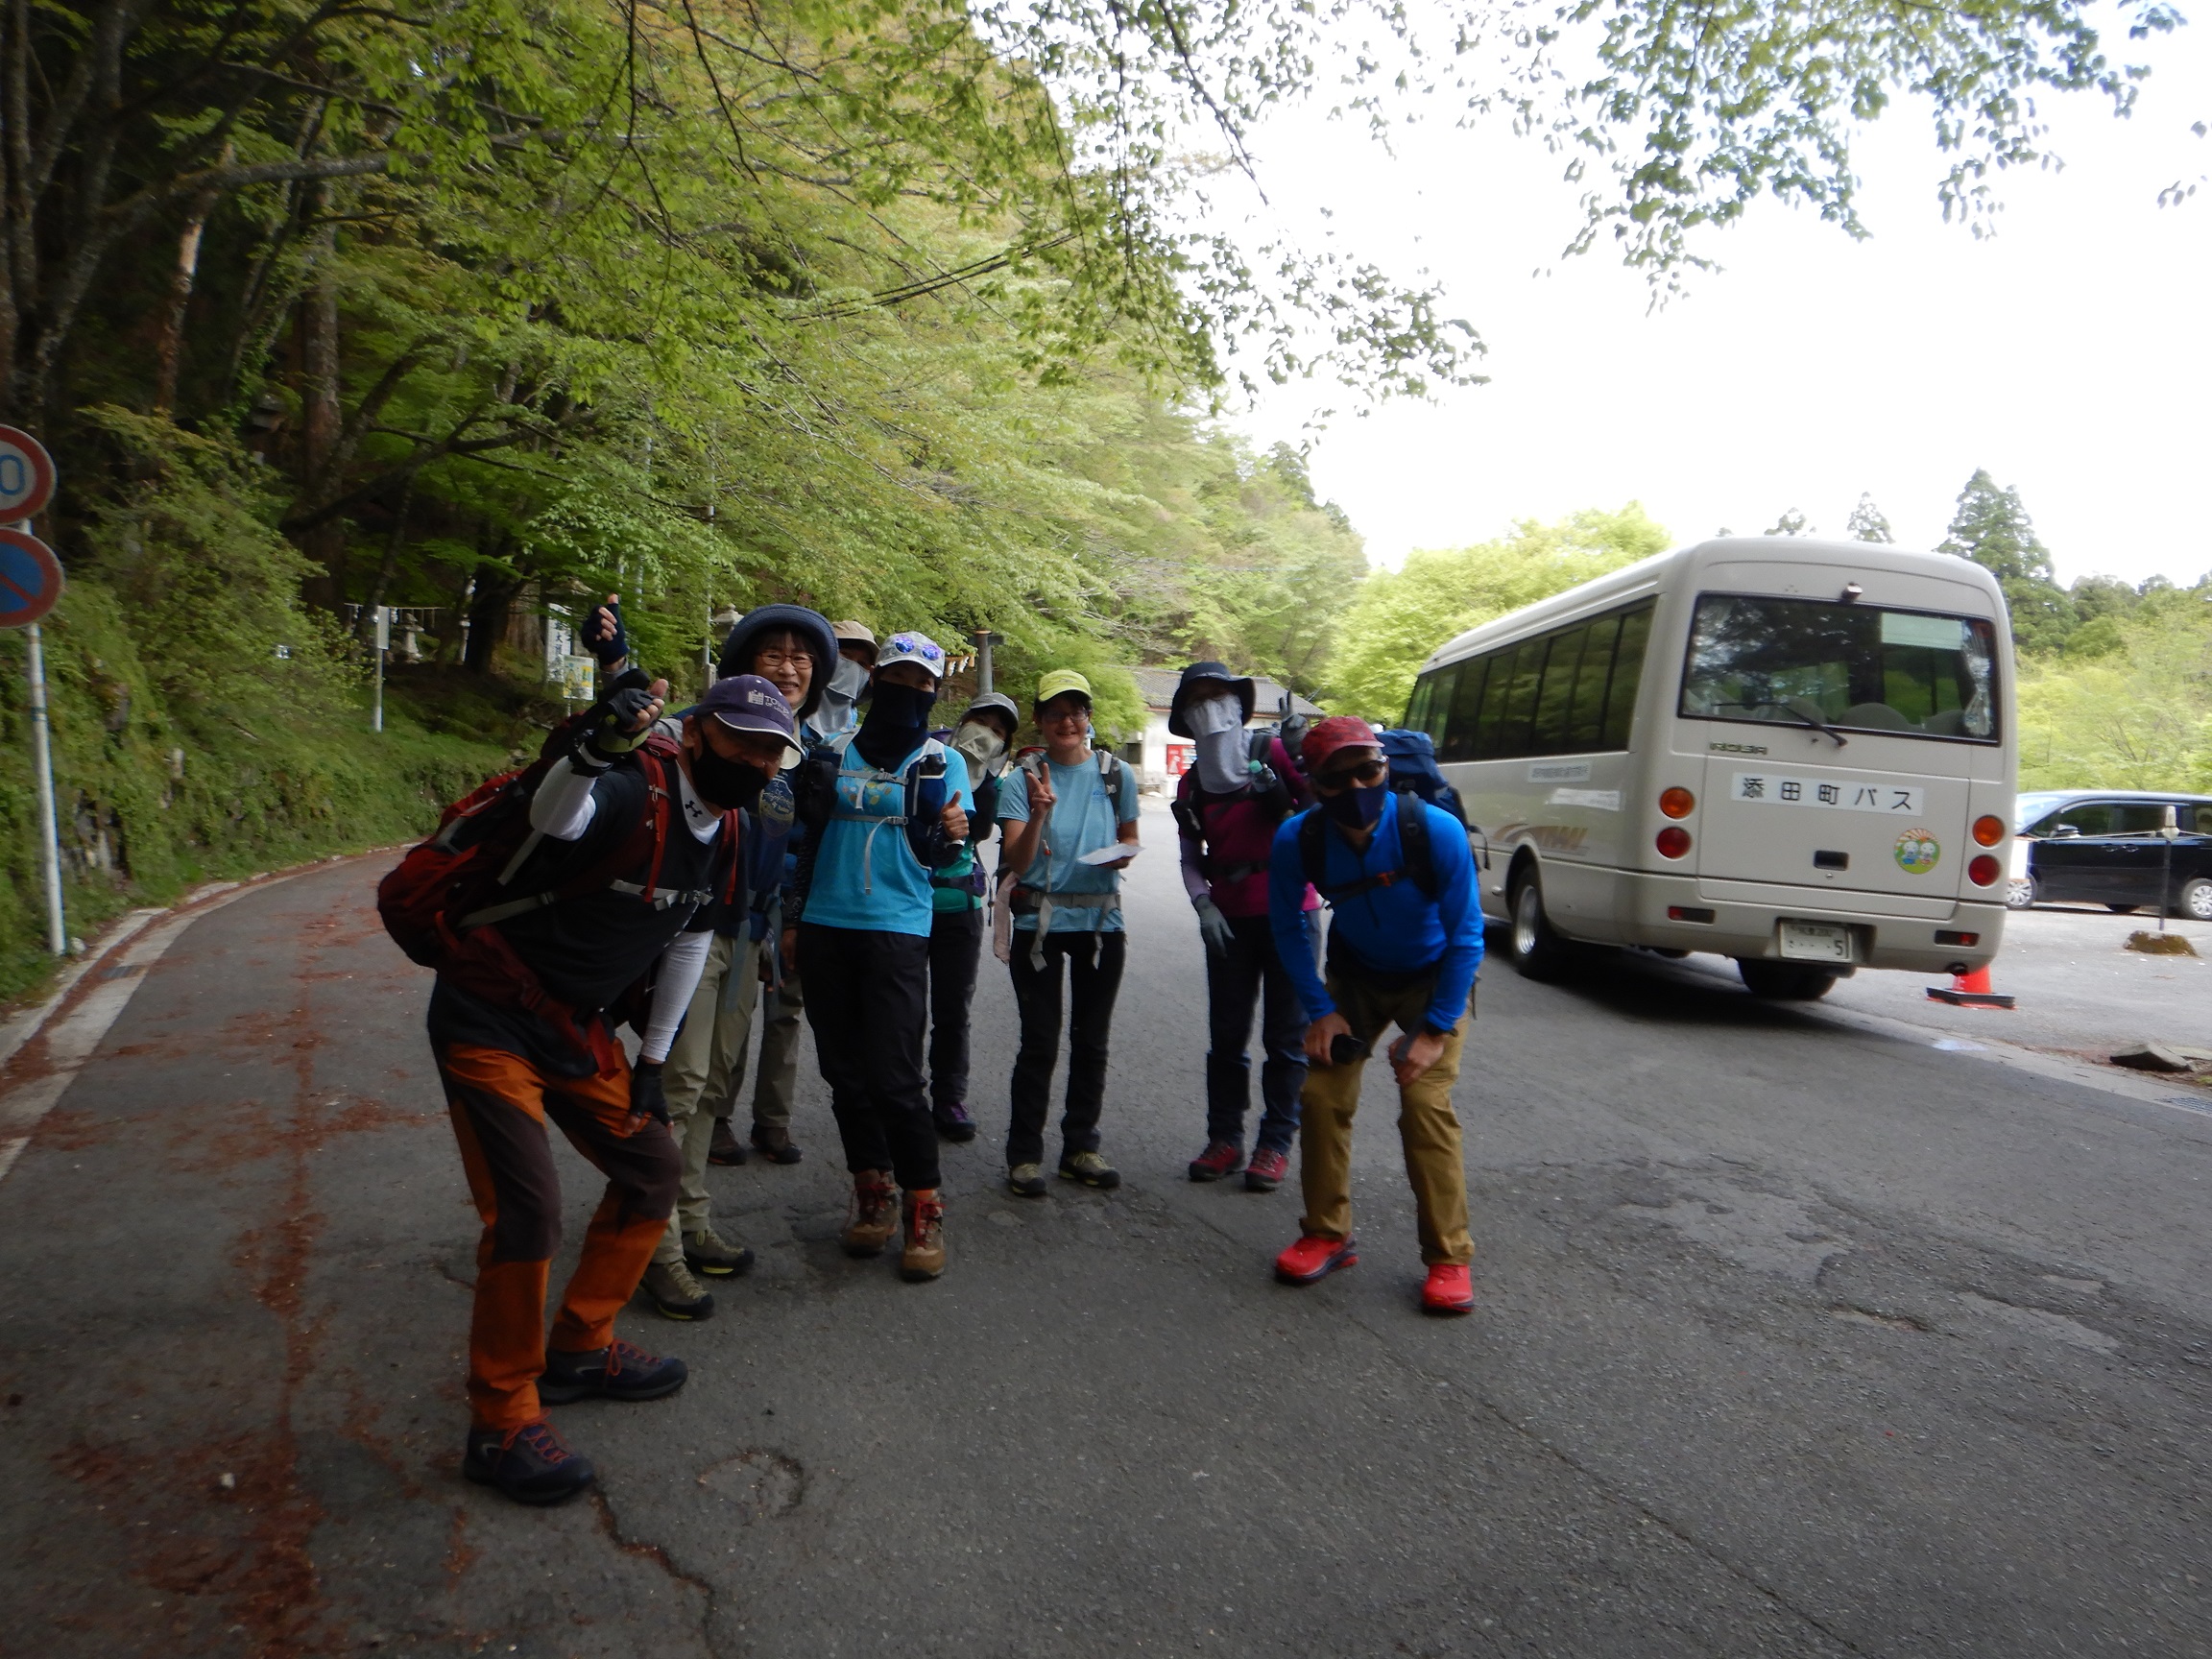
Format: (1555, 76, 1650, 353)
(1220, 22, 2212, 587)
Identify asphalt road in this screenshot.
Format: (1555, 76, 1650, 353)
(3, 798, 2210, 1658)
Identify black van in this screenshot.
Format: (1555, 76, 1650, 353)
(2010, 789, 2212, 919)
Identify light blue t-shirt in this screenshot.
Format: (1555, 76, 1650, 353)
(802, 739, 974, 938)
(999, 752, 1140, 933)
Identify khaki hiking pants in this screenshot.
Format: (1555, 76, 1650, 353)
(657, 931, 758, 1262)
(1298, 969, 1474, 1266)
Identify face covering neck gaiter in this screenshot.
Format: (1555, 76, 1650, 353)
(818, 656, 870, 734)
(1324, 781, 1387, 830)
(1185, 695, 1250, 795)
(688, 747, 770, 814)
(854, 680, 937, 768)
(950, 721, 1007, 789)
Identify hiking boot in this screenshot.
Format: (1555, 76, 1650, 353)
(539, 1338, 688, 1405)
(931, 1100, 978, 1142)
(901, 1190, 947, 1282)
(638, 1259, 715, 1321)
(843, 1169, 899, 1258)
(708, 1118, 748, 1166)
(683, 1226, 756, 1277)
(750, 1123, 803, 1166)
(1421, 1263, 1476, 1316)
(1274, 1233, 1358, 1286)
(1006, 1163, 1047, 1198)
(464, 1419, 595, 1505)
(1243, 1146, 1289, 1192)
(1058, 1149, 1121, 1190)
(1188, 1141, 1243, 1182)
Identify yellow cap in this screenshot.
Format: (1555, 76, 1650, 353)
(1035, 668, 1093, 710)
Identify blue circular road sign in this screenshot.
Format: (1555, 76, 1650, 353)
(0, 527, 64, 628)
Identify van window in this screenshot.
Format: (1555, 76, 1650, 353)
(1488, 638, 1546, 759)
(1405, 667, 1443, 743)
(1530, 625, 1588, 755)
(2196, 805, 2212, 835)
(1567, 613, 1621, 751)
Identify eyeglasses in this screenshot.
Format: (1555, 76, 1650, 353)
(1317, 757, 1387, 788)
(754, 649, 811, 669)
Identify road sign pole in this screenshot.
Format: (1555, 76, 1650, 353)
(24, 616, 66, 955)
(372, 605, 389, 733)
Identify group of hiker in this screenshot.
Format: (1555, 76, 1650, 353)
(384, 597, 1483, 1506)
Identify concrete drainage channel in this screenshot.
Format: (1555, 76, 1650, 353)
(0, 855, 373, 1189)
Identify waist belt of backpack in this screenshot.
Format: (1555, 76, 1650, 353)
(458, 880, 710, 928)
(1206, 859, 1268, 887)
(1011, 886, 1118, 969)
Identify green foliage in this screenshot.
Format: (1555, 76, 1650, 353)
(1846, 494, 1894, 544)
(1938, 469, 2077, 654)
(1323, 504, 1671, 722)
(1766, 508, 1812, 537)
(2017, 594, 2212, 790)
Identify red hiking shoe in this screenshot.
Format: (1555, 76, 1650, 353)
(1243, 1146, 1288, 1192)
(1421, 1263, 1475, 1316)
(1274, 1233, 1357, 1286)
(1189, 1141, 1244, 1183)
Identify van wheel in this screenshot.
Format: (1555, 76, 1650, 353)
(1507, 873, 1572, 981)
(2175, 878, 2212, 923)
(1738, 959, 1837, 1000)
(2004, 878, 2035, 911)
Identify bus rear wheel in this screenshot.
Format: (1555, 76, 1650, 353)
(1738, 959, 1837, 1000)
(1507, 872, 1573, 981)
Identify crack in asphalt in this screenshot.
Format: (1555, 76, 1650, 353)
(589, 1487, 724, 1654)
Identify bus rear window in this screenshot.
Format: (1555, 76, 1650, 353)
(1678, 594, 1998, 741)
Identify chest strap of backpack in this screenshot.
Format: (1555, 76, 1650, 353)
(827, 731, 947, 896)
(1298, 792, 1437, 905)
(455, 747, 679, 930)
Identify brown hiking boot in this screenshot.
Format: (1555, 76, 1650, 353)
(708, 1118, 748, 1166)
(842, 1169, 899, 1258)
(901, 1190, 947, 1282)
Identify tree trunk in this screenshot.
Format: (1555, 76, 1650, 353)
(463, 562, 517, 674)
(297, 201, 344, 607)
(151, 181, 220, 418)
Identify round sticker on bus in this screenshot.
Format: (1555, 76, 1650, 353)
(1894, 828, 1941, 875)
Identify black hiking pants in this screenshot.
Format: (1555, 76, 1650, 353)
(798, 923, 942, 1191)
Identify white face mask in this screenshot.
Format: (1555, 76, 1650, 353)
(950, 720, 1007, 787)
(1186, 692, 1250, 794)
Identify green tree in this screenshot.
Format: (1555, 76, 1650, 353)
(1937, 469, 2075, 653)
(1766, 509, 1813, 537)
(1846, 494, 1894, 543)
(1324, 504, 1671, 722)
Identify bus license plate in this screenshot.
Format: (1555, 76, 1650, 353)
(1778, 922, 1853, 963)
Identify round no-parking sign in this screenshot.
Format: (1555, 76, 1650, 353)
(0, 425, 56, 522)
(0, 526, 64, 628)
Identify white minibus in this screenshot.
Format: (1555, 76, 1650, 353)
(1403, 537, 2017, 998)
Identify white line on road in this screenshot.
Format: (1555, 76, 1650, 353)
(0, 867, 324, 1193)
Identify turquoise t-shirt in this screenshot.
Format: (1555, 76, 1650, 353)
(998, 752, 1140, 933)
(802, 739, 974, 938)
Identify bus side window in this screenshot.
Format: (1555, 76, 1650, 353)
(1566, 613, 1620, 752)
(1405, 671, 1435, 738)
(1490, 637, 1548, 760)
(1599, 604, 1652, 751)
(1443, 657, 1488, 762)
(1531, 624, 1589, 756)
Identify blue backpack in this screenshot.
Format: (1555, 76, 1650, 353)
(1376, 729, 1467, 827)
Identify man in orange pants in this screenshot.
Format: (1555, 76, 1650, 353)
(425, 665, 801, 1503)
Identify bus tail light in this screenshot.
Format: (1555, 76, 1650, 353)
(1935, 929, 1981, 947)
(1972, 815, 2006, 847)
(1668, 905, 1715, 923)
(1967, 854, 2001, 886)
(1659, 787, 1695, 819)
(1656, 827, 1692, 858)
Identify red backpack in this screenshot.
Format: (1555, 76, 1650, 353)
(376, 719, 706, 1070)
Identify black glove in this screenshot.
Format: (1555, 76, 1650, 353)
(575, 668, 659, 764)
(584, 597, 630, 669)
(629, 1059, 670, 1125)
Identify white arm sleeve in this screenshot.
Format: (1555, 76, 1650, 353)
(529, 756, 602, 840)
(639, 929, 712, 1063)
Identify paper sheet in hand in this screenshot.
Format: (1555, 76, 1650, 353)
(1076, 843, 1141, 866)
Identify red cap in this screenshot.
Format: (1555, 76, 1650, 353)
(1301, 715, 1382, 775)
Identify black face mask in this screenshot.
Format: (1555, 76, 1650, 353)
(688, 744, 770, 813)
(855, 679, 937, 767)
(1324, 781, 1387, 830)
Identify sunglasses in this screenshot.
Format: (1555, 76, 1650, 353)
(1317, 757, 1388, 788)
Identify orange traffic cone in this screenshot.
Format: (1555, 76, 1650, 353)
(1927, 964, 2015, 1009)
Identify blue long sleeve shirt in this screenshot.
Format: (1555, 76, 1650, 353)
(1267, 793, 1483, 1033)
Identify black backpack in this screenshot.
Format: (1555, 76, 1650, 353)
(1297, 791, 1438, 903)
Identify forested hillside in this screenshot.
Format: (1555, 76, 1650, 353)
(0, 0, 2177, 995)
